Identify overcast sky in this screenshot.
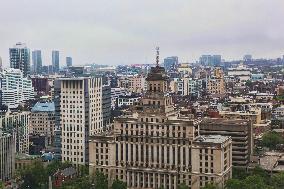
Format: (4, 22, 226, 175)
(0, 0, 284, 67)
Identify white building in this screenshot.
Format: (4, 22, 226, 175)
(0, 68, 34, 109)
(60, 77, 103, 165)
(227, 64, 251, 82)
(111, 88, 128, 109)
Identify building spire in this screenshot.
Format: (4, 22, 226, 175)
(156, 47, 160, 67)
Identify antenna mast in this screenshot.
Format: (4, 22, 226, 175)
(156, 47, 160, 67)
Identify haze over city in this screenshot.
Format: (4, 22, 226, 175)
(0, 0, 284, 66)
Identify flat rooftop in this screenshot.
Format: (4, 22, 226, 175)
(194, 135, 230, 144)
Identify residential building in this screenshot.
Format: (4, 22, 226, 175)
(191, 135, 232, 189)
(32, 50, 42, 74)
(53, 79, 62, 160)
(66, 57, 72, 67)
(30, 101, 55, 145)
(207, 68, 225, 94)
(52, 50, 60, 73)
(0, 68, 34, 109)
(89, 64, 232, 189)
(0, 131, 15, 181)
(9, 42, 30, 77)
(60, 77, 102, 165)
(116, 94, 140, 108)
(227, 63, 251, 82)
(30, 76, 50, 96)
(111, 88, 128, 109)
(177, 63, 192, 76)
(243, 55, 252, 62)
(0, 111, 30, 154)
(200, 118, 253, 167)
(219, 108, 261, 124)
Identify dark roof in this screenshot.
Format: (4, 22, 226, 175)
(146, 66, 168, 81)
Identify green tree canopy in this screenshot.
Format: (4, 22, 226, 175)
(111, 179, 127, 189)
(202, 183, 218, 189)
(225, 179, 244, 189)
(93, 171, 108, 189)
(271, 172, 284, 189)
(177, 183, 189, 189)
(261, 131, 284, 150)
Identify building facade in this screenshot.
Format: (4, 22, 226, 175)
(89, 65, 232, 189)
(30, 101, 55, 145)
(200, 118, 253, 167)
(66, 57, 72, 67)
(60, 77, 103, 165)
(102, 85, 111, 128)
(207, 68, 225, 94)
(9, 42, 30, 77)
(32, 50, 42, 74)
(0, 68, 34, 109)
(0, 131, 15, 181)
(0, 111, 30, 154)
(52, 50, 60, 73)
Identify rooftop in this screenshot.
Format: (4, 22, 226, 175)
(31, 102, 55, 112)
(194, 135, 230, 144)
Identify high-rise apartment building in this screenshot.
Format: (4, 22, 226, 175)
(66, 57, 72, 67)
(32, 50, 42, 74)
(30, 101, 55, 145)
(60, 77, 103, 165)
(200, 118, 253, 168)
(0, 131, 15, 181)
(0, 111, 30, 154)
(0, 68, 34, 109)
(89, 64, 232, 189)
(52, 50, 60, 73)
(9, 42, 30, 77)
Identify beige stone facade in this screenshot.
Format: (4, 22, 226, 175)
(60, 77, 102, 165)
(206, 68, 225, 94)
(89, 66, 232, 189)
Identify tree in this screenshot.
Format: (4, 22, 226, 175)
(0, 181, 4, 189)
(271, 172, 284, 189)
(232, 167, 249, 180)
(261, 131, 283, 150)
(111, 179, 127, 189)
(177, 183, 189, 189)
(202, 183, 218, 189)
(93, 171, 108, 189)
(242, 175, 268, 189)
(225, 179, 244, 189)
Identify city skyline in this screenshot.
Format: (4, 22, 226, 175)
(0, 0, 284, 67)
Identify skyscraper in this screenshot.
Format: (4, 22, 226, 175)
(52, 50, 60, 73)
(9, 42, 30, 77)
(163, 56, 178, 72)
(32, 50, 42, 74)
(199, 55, 221, 67)
(66, 57, 72, 67)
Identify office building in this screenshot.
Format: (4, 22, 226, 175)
(164, 56, 178, 72)
(89, 64, 232, 189)
(52, 50, 60, 73)
(0, 131, 15, 181)
(0, 111, 30, 154)
(200, 118, 253, 167)
(30, 76, 50, 96)
(30, 101, 55, 145)
(66, 57, 72, 67)
(191, 135, 232, 188)
(199, 55, 221, 67)
(60, 77, 103, 165)
(9, 42, 30, 77)
(53, 79, 62, 160)
(243, 55, 252, 62)
(0, 68, 34, 109)
(32, 50, 42, 74)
